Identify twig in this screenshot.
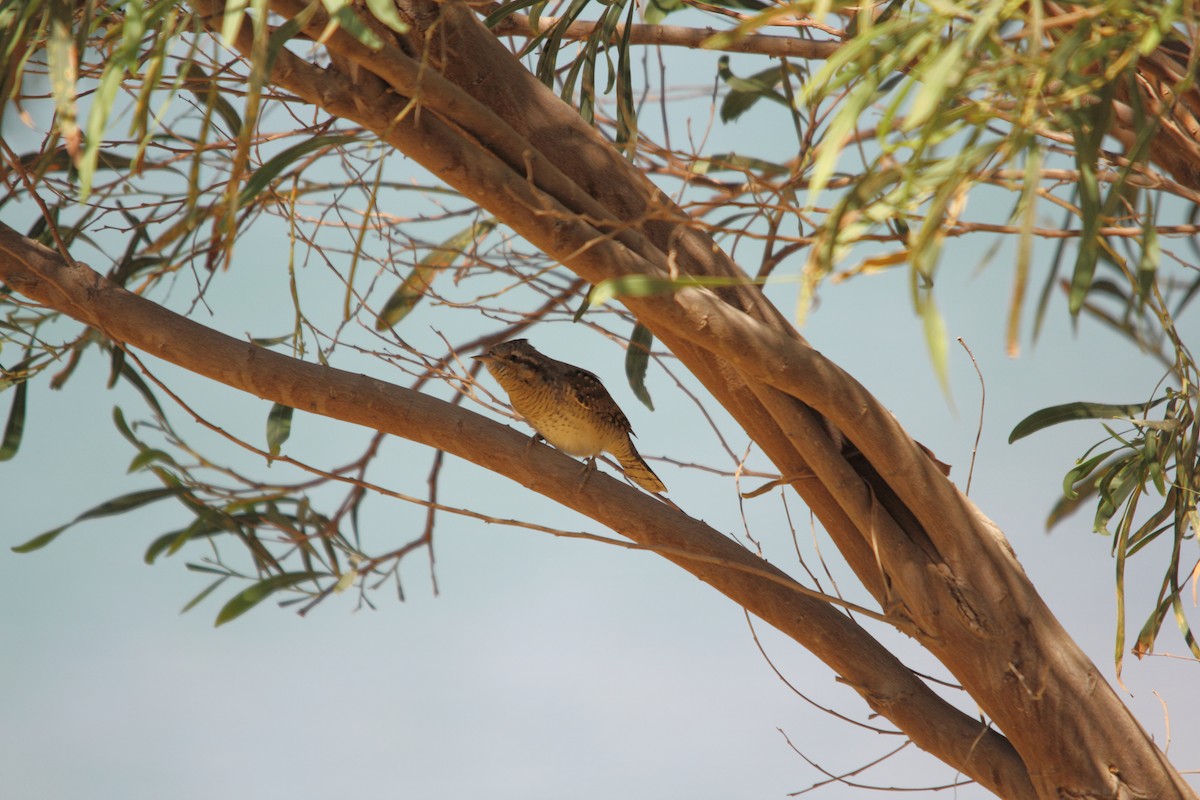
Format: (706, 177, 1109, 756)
(485, 8, 843, 60)
(956, 337, 986, 497)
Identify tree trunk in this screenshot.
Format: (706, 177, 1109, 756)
(3, 0, 1194, 795)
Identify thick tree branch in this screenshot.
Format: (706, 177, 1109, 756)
(172, 0, 1198, 795)
(0, 221, 1034, 798)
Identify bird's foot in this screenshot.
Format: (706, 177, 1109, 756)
(576, 457, 597, 491)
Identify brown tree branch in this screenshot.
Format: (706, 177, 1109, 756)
(480, 5, 844, 60)
(173, 0, 1197, 795)
(0, 220, 1032, 797)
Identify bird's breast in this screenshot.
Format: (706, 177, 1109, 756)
(505, 384, 610, 457)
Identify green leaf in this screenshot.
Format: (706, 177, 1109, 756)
(249, 333, 296, 348)
(221, 0, 249, 47)
(181, 576, 229, 613)
(625, 323, 654, 411)
(375, 218, 496, 329)
(1093, 456, 1139, 535)
(1061, 449, 1118, 500)
(187, 562, 232, 576)
(106, 346, 126, 390)
(127, 448, 178, 473)
(587, 273, 758, 307)
(365, 0, 410, 33)
(1066, 81, 1117, 315)
(0, 378, 27, 461)
(144, 529, 184, 564)
(12, 487, 186, 553)
(717, 56, 788, 123)
(922, 299, 949, 397)
(1009, 399, 1165, 443)
(263, 16, 304, 78)
(1007, 144, 1042, 356)
(238, 134, 359, 208)
(214, 571, 324, 626)
(183, 65, 244, 137)
(320, 0, 384, 49)
(10, 524, 71, 554)
(643, 0, 683, 24)
(1136, 195, 1159, 301)
(266, 402, 293, 459)
(143, 513, 229, 564)
(1132, 592, 1173, 659)
(111, 360, 167, 420)
(111, 405, 139, 448)
(805, 74, 879, 208)
(77, 62, 124, 201)
(482, 0, 545, 30)
(904, 37, 966, 132)
(689, 153, 789, 177)
(46, 0, 78, 153)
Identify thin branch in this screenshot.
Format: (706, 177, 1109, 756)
(479, 5, 844, 59)
(956, 338, 986, 498)
(0, 219, 1034, 797)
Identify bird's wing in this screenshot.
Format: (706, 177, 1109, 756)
(564, 367, 634, 433)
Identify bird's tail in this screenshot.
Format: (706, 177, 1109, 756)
(612, 441, 667, 494)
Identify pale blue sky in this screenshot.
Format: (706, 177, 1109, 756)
(3, 25, 1199, 800)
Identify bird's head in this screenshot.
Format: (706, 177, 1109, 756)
(472, 339, 545, 383)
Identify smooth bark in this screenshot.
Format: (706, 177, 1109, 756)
(3, 0, 1196, 795)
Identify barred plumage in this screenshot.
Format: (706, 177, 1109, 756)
(473, 339, 667, 494)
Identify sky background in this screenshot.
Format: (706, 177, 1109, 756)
(3, 14, 1200, 800)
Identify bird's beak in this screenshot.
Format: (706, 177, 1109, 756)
(471, 354, 491, 363)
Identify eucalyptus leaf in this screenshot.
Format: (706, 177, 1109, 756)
(214, 571, 325, 626)
(1009, 399, 1166, 443)
(266, 402, 294, 459)
(0, 378, 27, 461)
(12, 487, 187, 553)
(625, 324, 654, 411)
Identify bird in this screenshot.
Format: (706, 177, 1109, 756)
(472, 339, 667, 494)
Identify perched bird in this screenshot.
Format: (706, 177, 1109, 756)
(473, 339, 667, 494)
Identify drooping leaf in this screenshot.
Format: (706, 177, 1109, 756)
(112, 359, 167, 420)
(182, 65, 243, 137)
(249, 333, 296, 348)
(214, 571, 325, 626)
(688, 153, 789, 177)
(1132, 591, 1173, 660)
(181, 576, 230, 614)
(0, 378, 27, 461)
(266, 402, 293, 459)
(481, 0, 541, 30)
(918, 293, 950, 398)
(365, 0, 410, 34)
(1009, 399, 1165, 443)
(46, 0, 79, 157)
(320, 0, 384, 50)
(143, 507, 247, 564)
(12, 487, 188, 553)
(1007, 144, 1042, 357)
(625, 323, 654, 411)
(587, 273, 758, 307)
(221, 0, 249, 47)
(642, 0, 682, 24)
(238, 134, 360, 208)
(717, 56, 789, 123)
(1061, 449, 1119, 500)
(1066, 81, 1117, 315)
(904, 37, 966, 132)
(375, 218, 496, 329)
(1136, 194, 1159, 301)
(77, 62, 124, 201)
